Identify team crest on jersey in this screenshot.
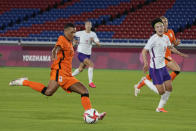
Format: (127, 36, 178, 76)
(59, 76, 63, 82)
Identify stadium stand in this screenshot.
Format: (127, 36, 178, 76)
(0, 0, 61, 29)
(166, 0, 196, 39)
(0, 0, 195, 42)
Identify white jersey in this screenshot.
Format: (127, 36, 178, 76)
(75, 30, 99, 55)
(144, 34, 171, 69)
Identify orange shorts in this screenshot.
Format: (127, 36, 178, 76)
(165, 56, 173, 65)
(50, 69, 79, 92)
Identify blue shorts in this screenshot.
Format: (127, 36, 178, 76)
(149, 67, 171, 85)
(78, 52, 91, 62)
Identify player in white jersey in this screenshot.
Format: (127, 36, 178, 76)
(72, 21, 100, 88)
(134, 16, 188, 97)
(141, 18, 186, 112)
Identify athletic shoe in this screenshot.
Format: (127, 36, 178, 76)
(89, 82, 96, 88)
(134, 77, 146, 96)
(134, 84, 140, 96)
(98, 112, 106, 120)
(9, 77, 28, 86)
(156, 108, 168, 112)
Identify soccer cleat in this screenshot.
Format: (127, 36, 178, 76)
(156, 108, 168, 112)
(134, 77, 146, 96)
(9, 77, 28, 86)
(134, 84, 140, 96)
(89, 82, 96, 88)
(98, 112, 106, 120)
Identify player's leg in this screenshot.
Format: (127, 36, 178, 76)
(83, 58, 96, 88)
(67, 82, 106, 120)
(42, 80, 59, 96)
(9, 77, 45, 92)
(68, 82, 91, 110)
(164, 80, 172, 92)
(156, 67, 172, 112)
(60, 76, 91, 111)
(156, 80, 172, 112)
(134, 74, 152, 96)
(143, 68, 166, 95)
(166, 59, 181, 80)
(144, 78, 164, 95)
(72, 52, 88, 76)
(136, 74, 152, 89)
(9, 78, 59, 96)
(72, 63, 86, 76)
(143, 67, 169, 112)
(144, 79, 168, 112)
(145, 80, 169, 112)
(72, 68, 80, 76)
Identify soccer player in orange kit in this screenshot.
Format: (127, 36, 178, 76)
(9, 23, 106, 120)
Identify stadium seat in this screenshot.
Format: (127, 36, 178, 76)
(0, 0, 196, 41)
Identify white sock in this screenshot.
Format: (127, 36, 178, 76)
(158, 91, 171, 108)
(72, 68, 80, 76)
(144, 79, 159, 94)
(88, 67, 93, 83)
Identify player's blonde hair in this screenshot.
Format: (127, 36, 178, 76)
(160, 16, 168, 21)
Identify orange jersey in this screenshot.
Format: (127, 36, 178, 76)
(51, 35, 74, 76)
(164, 29, 176, 57)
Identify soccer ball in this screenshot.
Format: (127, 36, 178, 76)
(83, 109, 99, 124)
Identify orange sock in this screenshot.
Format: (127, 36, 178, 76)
(146, 74, 151, 80)
(137, 81, 145, 89)
(81, 96, 92, 111)
(137, 74, 151, 89)
(170, 71, 180, 80)
(23, 80, 46, 93)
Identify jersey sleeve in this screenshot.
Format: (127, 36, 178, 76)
(93, 32, 99, 42)
(171, 30, 176, 42)
(168, 30, 176, 44)
(55, 36, 68, 50)
(75, 31, 80, 37)
(144, 37, 153, 50)
(166, 36, 172, 47)
(56, 36, 64, 48)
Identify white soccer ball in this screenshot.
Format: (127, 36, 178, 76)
(83, 108, 99, 124)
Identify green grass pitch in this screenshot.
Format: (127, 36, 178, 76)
(0, 67, 196, 131)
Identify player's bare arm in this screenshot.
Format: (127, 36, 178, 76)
(94, 41, 101, 47)
(142, 48, 148, 73)
(90, 37, 101, 47)
(168, 46, 188, 58)
(173, 39, 181, 46)
(73, 38, 79, 46)
(52, 45, 61, 60)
